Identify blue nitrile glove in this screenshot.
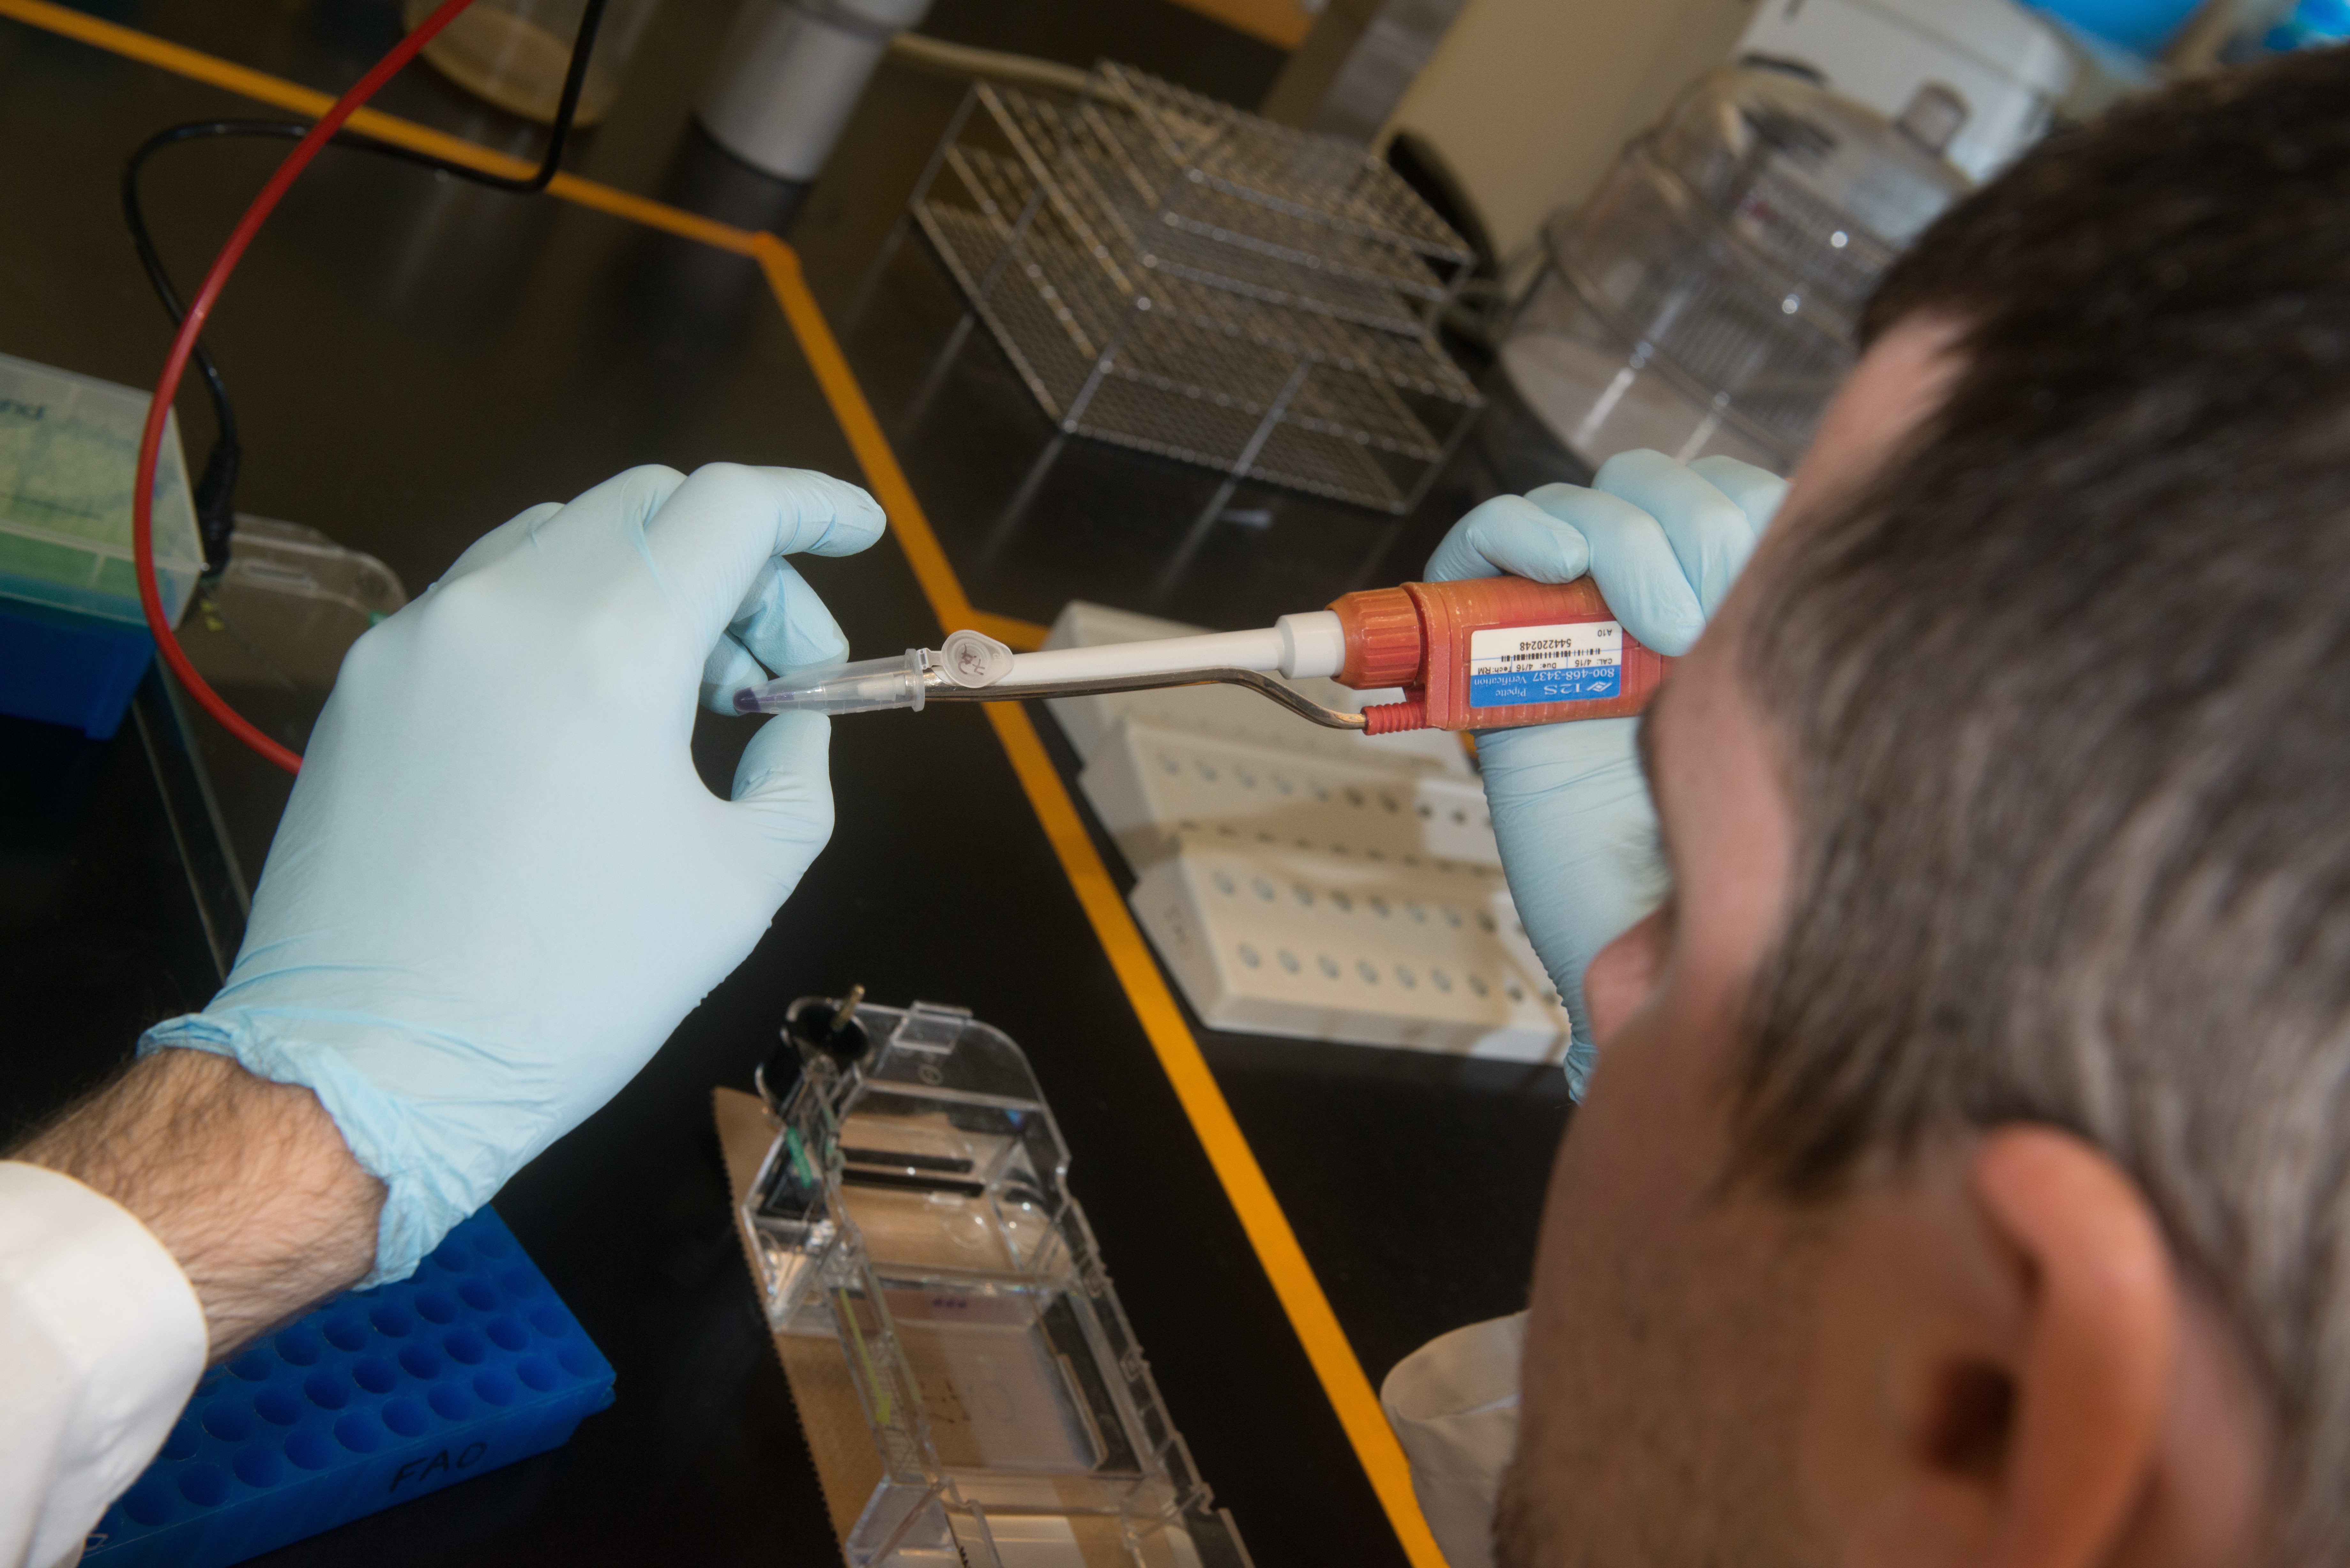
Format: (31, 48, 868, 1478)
(141, 464, 886, 1283)
(1426, 450, 1788, 1095)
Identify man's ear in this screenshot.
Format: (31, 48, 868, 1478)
(1967, 1130, 2179, 1568)
(1801, 1127, 2186, 1568)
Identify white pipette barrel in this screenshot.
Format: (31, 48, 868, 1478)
(732, 612, 1348, 716)
(989, 612, 1345, 688)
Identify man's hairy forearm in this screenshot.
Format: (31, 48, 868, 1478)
(11, 1049, 383, 1358)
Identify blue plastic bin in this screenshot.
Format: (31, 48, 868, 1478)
(0, 596, 154, 738)
(84, 1208, 615, 1568)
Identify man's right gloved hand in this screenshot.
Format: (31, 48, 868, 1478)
(1424, 449, 1788, 1092)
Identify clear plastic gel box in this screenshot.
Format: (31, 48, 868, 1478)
(0, 350, 203, 626)
(740, 996, 1253, 1568)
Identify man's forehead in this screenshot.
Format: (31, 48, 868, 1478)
(1636, 639, 1729, 835)
(1637, 317, 1964, 808)
(1640, 626, 1729, 799)
(1624, 320, 1959, 924)
(1644, 616, 1795, 880)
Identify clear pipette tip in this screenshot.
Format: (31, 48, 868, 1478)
(733, 651, 929, 716)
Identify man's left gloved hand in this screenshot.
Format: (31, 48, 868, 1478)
(142, 464, 884, 1283)
(1426, 450, 1788, 1093)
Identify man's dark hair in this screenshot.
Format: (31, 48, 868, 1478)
(1736, 44, 2350, 1561)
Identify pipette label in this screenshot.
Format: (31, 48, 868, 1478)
(1467, 620, 1624, 707)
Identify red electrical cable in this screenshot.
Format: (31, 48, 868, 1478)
(131, 0, 483, 776)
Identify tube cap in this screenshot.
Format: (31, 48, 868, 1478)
(940, 629, 1015, 687)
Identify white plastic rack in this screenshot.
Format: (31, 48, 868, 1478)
(1085, 722, 1573, 1062)
(910, 66, 1484, 515)
(1043, 603, 1575, 1066)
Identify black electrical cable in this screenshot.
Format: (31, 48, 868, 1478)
(121, 0, 611, 574)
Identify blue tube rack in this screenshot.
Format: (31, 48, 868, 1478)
(0, 597, 155, 739)
(84, 1208, 615, 1567)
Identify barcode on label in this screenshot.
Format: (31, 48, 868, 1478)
(1467, 620, 1623, 707)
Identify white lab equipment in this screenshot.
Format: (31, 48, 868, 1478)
(1382, 1313, 1527, 1568)
(1101, 734, 1575, 1061)
(697, 0, 935, 180)
(1736, 0, 2077, 183)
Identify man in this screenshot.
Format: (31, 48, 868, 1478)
(1396, 42, 2350, 1568)
(4, 41, 2344, 1568)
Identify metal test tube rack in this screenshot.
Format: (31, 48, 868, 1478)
(910, 63, 1485, 516)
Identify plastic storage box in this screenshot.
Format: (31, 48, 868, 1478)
(740, 996, 1253, 1567)
(0, 350, 204, 737)
(84, 1207, 614, 1568)
(1499, 68, 1967, 470)
(0, 350, 203, 625)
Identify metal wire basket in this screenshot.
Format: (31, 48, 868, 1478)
(910, 66, 1484, 515)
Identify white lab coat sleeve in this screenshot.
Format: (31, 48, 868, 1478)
(1382, 1312, 1527, 1568)
(0, 1162, 207, 1568)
